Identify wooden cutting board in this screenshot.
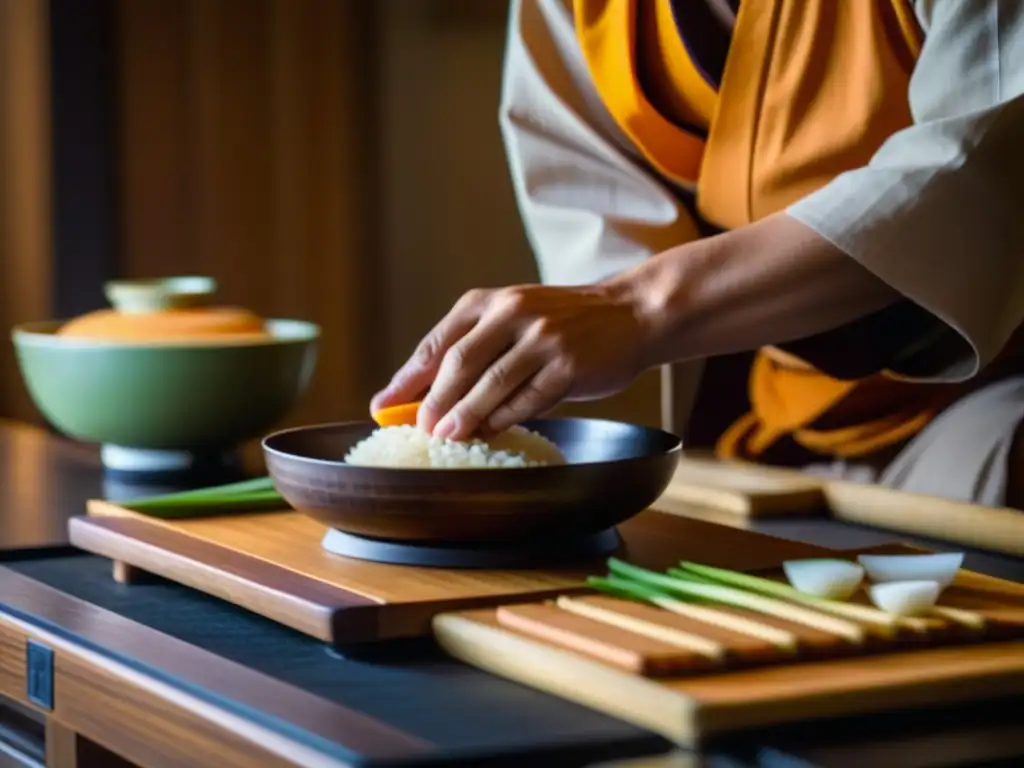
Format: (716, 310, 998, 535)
(434, 551, 1024, 746)
(69, 502, 834, 644)
(660, 456, 1024, 557)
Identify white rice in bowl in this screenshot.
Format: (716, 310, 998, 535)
(344, 424, 567, 469)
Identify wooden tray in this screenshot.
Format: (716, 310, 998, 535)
(434, 550, 1024, 747)
(69, 503, 834, 644)
(660, 456, 1024, 557)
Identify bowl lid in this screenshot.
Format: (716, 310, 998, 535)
(104, 276, 217, 314)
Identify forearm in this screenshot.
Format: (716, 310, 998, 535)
(615, 212, 903, 368)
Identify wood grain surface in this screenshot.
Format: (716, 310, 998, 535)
(70, 515, 378, 642)
(662, 457, 825, 517)
(0, 419, 102, 551)
(495, 603, 723, 677)
(538, 596, 836, 665)
(823, 480, 1024, 557)
(0, 567, 432, 767)
(660, 456, 1024, 557)
(574, 597, 789, 662)
(45, 720, 138, 768)
(76, 502, 834, 643)
(116, 0, 384, 436)
(489, 588, 1018, 677)
(45, 721, 81, 768)
(434, 547, 1024, 746)
(0, 0, 52, 426)
(435, 613, 1024, 748)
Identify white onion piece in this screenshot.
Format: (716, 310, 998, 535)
(868, 580, 941, 616)
(857, 553, 964, 588)
(782, 559, 864, 600)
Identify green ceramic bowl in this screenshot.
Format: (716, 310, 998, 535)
(11, 318, 319, 466)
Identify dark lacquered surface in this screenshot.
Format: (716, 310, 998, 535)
(263, 419, 681, 542)
(3, 420, 1024, 767)
(0, 419, 101, 551)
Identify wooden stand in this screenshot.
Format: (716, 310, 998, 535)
(71, 503, 833, 645)
(661, 457, 1024, 556)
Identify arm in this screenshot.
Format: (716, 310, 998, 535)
(627, 0, 1024, 379)
(615, 213, 905, 372)
(784, 0, 1024, 382)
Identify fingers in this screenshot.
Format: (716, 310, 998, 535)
(433, 344, 545, 440)
(370, 349, 439, 415)
(418, 317, 517, 435)
(369, 292, 486, 414)
(371, 286, 583, 439)
(369, 378, 428, 415)
(486, 360, 573, 434)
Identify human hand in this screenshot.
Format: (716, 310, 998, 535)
(370, 283, 651, 440)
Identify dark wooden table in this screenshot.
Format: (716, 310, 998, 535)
(0, 419, 1022, 768)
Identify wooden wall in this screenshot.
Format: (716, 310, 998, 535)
(0, 0, 52, 425)
(116, 0, 383, 428)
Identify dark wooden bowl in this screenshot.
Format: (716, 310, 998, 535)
(262, 418, 682, 544)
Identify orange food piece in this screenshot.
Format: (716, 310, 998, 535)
(58, 307, 270, 342)
(372, 401, 421, 427)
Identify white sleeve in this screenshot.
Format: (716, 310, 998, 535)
(498, 0, 702, 287)
(787, 0, 1024, 382)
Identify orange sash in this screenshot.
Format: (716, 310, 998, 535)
(573, 0, 705, 189)
(573, 0, 949, 461)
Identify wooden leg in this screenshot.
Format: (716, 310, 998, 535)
(46, 719, 137, 767)
(112, 561, 151, 585)
(45, 720, 77, 768)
